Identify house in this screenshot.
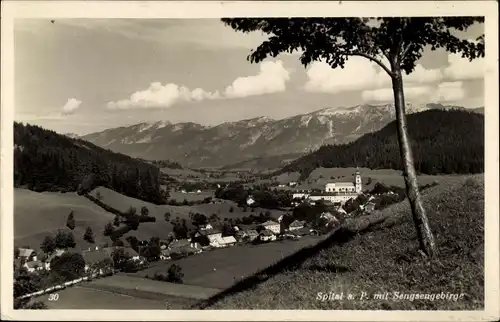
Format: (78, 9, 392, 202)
(221, 236, 237, 247)
(277, 214, 284, 223)
(234, 230, 247, 242)
(364, 202, 376, 213)
(82, 250, 113, 275)
(291, 227, 312, 237)
(245, 230, 259, 241)
(260, 220, 281, 234)
(18, 248, 37, 262)
(199, 223, 214, 231)
(168, 239, 191, 250)
(259, 229, 276, 242)
(159, 249, 172, 260)
(292, 192, 310, 200)
(246, 196, 256, 206)
(161, 241, 202, 260)
(103, 246, 143, 263)
(193, 229, 226, 248)
(43, 249, 66, 270)
(23, 260, 44, 273)
(288, 220, 306, 231)
(289, 182, 298, 187)
(319, 212, 340, 227)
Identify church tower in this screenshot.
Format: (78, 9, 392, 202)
(355, 169, 362, 194)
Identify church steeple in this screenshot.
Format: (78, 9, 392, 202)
(355, 167, 362, 194)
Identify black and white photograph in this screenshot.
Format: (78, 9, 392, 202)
(1, 1, 499, 321)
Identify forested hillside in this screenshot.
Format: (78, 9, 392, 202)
(281, 109, 484, 180)
(14, 122, 167, 204)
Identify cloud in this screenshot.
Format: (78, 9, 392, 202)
(362, 86, 434, 102)
(108, 60, 291, 110)
(362, 82, 466, 103)
(61, 98, 82, 115)
(443, 54, 484, 81)
(107, 82, 220, 110)
(304, 53, 484, 96)
(431, 81, 466, 102)
(304, 57, 390, 94)
(224, 61, 291, 98)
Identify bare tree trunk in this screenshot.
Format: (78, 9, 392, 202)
(390, 65, 438, 258)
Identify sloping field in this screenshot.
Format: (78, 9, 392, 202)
(14, 189, 115, 251)
(90, 186, 285, 227)
(169, 191, 214, 202)
(201, 175, 484, 310)
(44, 285, 169, 309)
(85, 274, 221, 300)
(14, 185, 285, 252)
(132, 235, 327, 289)
(296, 167, 469, 191)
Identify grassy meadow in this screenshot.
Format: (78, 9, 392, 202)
(43, 285, 170, 309)
(14, 185, 287, 252)
(14, 189, 115, 251)
(129, 235, 327, 290)
(200, 175, 484, 310)
(274, 167, 471, 192)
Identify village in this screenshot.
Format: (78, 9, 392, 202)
(14, 169, 403, 302)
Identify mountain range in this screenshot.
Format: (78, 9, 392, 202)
(82, 103, 484, 169)
(281, 108, 484, 179)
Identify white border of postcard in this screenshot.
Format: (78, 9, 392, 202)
(1, 1, 499, 321)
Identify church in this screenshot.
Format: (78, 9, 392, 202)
(308, 170, 362, 205)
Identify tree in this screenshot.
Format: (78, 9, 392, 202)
(167, 264, 184, 284)
(110, 248, 130, 269)
(221, 17, 485, 258)
(40, 236, 56, 254)
(112, 238, 125, 247)
(50, 252, 86, 281)
(54, 230, 76, 249)
(140, 206, 149, 217)
(14, 247, 20, 259)
(164, 211, 171, 222)
(83, 226, 95, 243)
(66, 211, 76, 230)
(113, 215, 120, 227)
(104, 222, 114, 236)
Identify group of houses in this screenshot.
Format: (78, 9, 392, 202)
(15, 248, 66, 273)
(156, 215, 329, 261)
(15, 245, 144, 275)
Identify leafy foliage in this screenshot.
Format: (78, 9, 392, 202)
(40, 236, 56, 254)
(103, 222, 114, 237)
(83, 226, 95, 243)
(66, 211, 76, 230)
(221, 17, 484, 73)
(54, 230, 76, 249)
(14, 122, 167, 204)
(167, 264, 184, 284)
(50, 252, 86, 281)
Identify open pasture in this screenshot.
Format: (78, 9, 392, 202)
(131, 235, 327, 290)
(291, 167, 470, 191)
(14, 189, 115, 251)
(43, 285, 170, 309)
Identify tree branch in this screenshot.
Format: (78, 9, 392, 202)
(350, 51, 393, 77)
(400, 42, 413, 62)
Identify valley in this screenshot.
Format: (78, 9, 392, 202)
(81, 103, 483, 169)
(12, 106, 485, 311)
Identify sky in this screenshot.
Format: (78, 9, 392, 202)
(14, 19, 485, 135)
